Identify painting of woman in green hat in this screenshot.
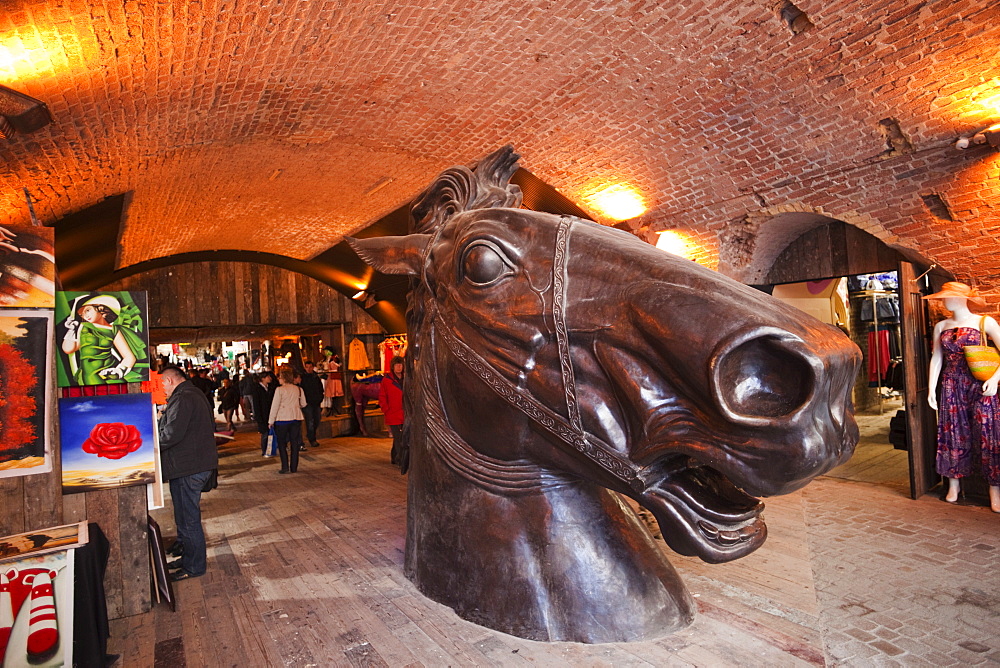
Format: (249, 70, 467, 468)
(58, 292, 149, 386)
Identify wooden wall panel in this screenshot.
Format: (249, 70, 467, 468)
(0, 479, 25, 536)
(105, 261, 373, 331)
(248, 263, 262, 324)
(766, 221, 906, 285)
(85, 488, 124, 619)
(61, 492, 87, 523)
(118, 485, 152, 617)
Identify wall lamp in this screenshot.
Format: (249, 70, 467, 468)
(0, 84, 52, 139)
(352, 290, 377, 309)
(955, 123, 1000, 150)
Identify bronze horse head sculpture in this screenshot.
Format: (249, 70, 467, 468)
(349, 146, 861, 643)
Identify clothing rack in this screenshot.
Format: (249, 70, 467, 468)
(851, 289, 899, 414)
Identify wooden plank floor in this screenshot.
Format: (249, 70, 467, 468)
(109, 427, 832, 667)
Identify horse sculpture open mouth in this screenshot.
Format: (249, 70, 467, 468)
(348, 145, 862, 643)
(641, 457, 768, 563)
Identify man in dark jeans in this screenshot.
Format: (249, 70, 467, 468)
(299, 360, 325, 448)
(159, 365, 218, 581)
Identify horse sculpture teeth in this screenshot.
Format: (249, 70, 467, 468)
(697, 520, 759, 545)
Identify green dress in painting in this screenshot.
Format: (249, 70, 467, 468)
(74, 321, 148, 385)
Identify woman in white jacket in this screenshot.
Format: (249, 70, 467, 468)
(268, 368, 307, 473)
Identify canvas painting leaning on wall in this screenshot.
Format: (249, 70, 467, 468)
(0, 225, 55, 309)
(0, 310, 52, 479)
(55, 291, 150, 387)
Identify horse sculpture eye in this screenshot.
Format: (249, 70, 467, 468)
(462, 242, 514, 286)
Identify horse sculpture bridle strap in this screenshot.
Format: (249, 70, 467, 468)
(431, 215, 646, 492)
(553, 216, 583, 432)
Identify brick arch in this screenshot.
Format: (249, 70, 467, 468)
(717, 204, 900, 284)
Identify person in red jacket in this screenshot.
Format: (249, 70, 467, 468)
(379, 356, 406, 469)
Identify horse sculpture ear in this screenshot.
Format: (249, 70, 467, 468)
(346, 235, 431, 276)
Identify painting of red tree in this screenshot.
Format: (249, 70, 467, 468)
(0, 342, 37, 452)
(0, 312, 51, 478)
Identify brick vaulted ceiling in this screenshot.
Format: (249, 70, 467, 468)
(1, 1, 999, 282)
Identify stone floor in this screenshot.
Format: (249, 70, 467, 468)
(109, 419, 1000, 667)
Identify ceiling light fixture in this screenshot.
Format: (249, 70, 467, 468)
(655, 230, 695, 260)
(0, 84, 52, 139)
(955, 123, 1000, 150)
(586, 184, 647, 221)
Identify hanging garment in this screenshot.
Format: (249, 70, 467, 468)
(867, 329, 891, 384)
(380, 338, 405, 372)
(348, 338, 371, 371)
(860, 295, 900, 323)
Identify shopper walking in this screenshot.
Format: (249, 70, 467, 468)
(268, 368, 307, 473)
(379, 356, 407, 471)
(299, 360, 325, 447)
(251, 372, 275, 456)
(218, 377, 241, 431)
(238, 370, 255, 421)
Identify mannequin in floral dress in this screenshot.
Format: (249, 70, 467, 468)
(925, 282, 1000, 512)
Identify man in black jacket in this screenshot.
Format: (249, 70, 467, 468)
(159, 366, 218, 581)
(299, 360, 325, 448)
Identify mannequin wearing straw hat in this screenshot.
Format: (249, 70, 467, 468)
(925, 282, 1000, 512)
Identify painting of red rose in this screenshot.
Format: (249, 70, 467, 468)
(0, 312, 52, 479)
(59, 393, 156, 493)
(81, 423, 143, 460)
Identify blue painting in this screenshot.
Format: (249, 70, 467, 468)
(58, 393, 157, 494)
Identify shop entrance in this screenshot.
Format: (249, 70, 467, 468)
(769, 271, 909, 494)
(755, 219, 946, 498)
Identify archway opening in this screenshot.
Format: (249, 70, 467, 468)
(754, 217, 944, 498)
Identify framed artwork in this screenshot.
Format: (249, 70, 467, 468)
(148, 403, 165, 510)
(55, 291, 150, 388)
(0, 311, 52, 479)
(147, 516, 175, 611)
(0, 548, 75, 667)
(0, 522, 88, 563)
(0, 224, 55, 309)
(58, 393, 158, 495)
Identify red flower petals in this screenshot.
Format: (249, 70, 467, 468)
(81, 422, 142, 460)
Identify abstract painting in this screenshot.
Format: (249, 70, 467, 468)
(0, 225, 55, 309)
(0, 548, 74, 667)
(0, 311, 52, 479)
(0, 522, 88, 562)
(59, 393, 157, 494)
(55, 291, 150, 387)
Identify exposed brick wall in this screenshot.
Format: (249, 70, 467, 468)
(0, 0, 997, 290)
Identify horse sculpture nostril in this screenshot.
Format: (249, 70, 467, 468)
(712, 330, 818, 425)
